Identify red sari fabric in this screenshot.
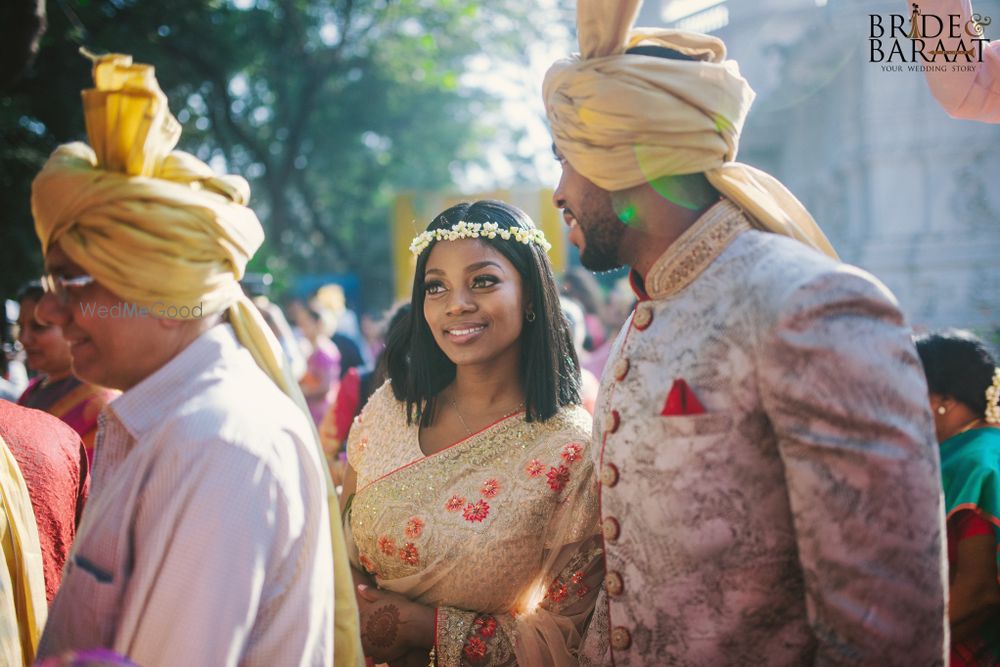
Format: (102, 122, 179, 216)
(0, 401, 90, 602)
(947, 510, 1000, 667)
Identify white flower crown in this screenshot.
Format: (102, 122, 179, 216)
(986, 367, 1000, 424)
(409, 220, 552, 256)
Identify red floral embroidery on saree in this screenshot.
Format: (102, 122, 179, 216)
(463, 499, 490, 522)
(463, 636, 488, 662)
(525, 459, 545, 478)
(561, 443, 583, 464)
(405, 517, 424, 538)
(473, 615, 497, 638)
(570, 570, 585, 585)
(576, 584, 591, 598)
(445, 495, 466, 512)
(358, 553, 376, 574)
(546, 465, 570, 492)
(377, 535, 396, 555)
(480, 479, 501, 499)
(399, 542, 419, 565)
(547, 579, 569, 603)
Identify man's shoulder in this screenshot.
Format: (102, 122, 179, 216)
(0, 399, 83, 461)
(158, 363, 314, 463)
(725, 229, 839, 283)
(722, 231, 898, 313)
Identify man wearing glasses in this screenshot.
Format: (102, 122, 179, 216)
(29, 54, 361, 666)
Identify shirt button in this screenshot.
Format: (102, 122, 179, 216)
(605, 570, 624, 597)
(601, 462, 619, 487)
(610, 626, 632, 650)
(613, 357, 630, 382)
(606, 409, 620, 434)
(603, 516, 621, 542)
(633, 304, 653, 330)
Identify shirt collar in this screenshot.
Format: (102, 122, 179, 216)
(110, 324, 240, 439)
(639, 198, 751, 301)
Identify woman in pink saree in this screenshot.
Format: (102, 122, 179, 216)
(341, 200, 603, 666)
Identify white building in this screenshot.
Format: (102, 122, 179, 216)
(638, 0, 1000, 335)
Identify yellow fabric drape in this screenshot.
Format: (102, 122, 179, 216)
(30, 52, 363, 666)
(0, 435, 47, 667)
(543, 0, 837, 258)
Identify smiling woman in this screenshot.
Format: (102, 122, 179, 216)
(340, 200, 603, 666)
(401, 200, 579, 428)
(15, 281, 117, 464)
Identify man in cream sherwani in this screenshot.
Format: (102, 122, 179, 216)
(543, 2, 947, 665)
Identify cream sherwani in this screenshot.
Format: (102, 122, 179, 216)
(580, 199, 947, 666)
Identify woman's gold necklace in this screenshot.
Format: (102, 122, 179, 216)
(954, 417, 984, 437)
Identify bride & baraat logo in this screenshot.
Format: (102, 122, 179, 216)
(870, 2, 992, 71)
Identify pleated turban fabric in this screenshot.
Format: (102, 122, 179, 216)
(543, 0, 837, 258)
(31, 53, 364, 667)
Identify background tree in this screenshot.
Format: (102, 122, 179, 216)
(0, 0, 572, 309)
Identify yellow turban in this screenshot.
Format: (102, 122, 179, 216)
(543, 0, 837, 258)
(30, 53, 363, 666)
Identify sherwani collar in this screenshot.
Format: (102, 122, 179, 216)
(630, 197, 750, 301)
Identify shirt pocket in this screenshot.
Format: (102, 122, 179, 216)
(42, 554, 123, 654)
(647, 412, 734, 471)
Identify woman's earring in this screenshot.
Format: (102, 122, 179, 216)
(937, 406, 947, 415)
(525, 310, 536, 323)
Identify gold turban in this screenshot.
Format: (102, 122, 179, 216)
(543, 0, 837, 258)
(30, 53, 363, 666)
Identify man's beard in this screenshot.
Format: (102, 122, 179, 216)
(580, 240, 622, 271)
(578, 213, 625, 272)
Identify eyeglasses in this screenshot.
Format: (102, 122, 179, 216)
(40, 273, 96, 305)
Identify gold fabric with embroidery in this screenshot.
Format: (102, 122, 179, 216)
(644, 198, 751, 300)
(347, 384, 603, 666)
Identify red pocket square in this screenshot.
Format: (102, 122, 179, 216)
(660, 379, 706, 416)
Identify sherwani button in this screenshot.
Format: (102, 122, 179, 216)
(633, 305, 653, 330)
(606, 409, 620, 434)
(601, 463, 619, 487)
(603, 516, 621, 542)
(610, 625, 632, 650)
(605, 571, 624, 597)
(613, 357, 630, 381)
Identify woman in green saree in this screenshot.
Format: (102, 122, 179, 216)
(917, 330, 1000, 666)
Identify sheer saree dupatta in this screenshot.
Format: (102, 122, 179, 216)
(346, 390, 603, 666)
(432, 476, 604, 667)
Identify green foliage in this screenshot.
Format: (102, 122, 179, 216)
(1, 0, 564, 310)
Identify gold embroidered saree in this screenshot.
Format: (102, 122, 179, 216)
(346, 385, 602, 666)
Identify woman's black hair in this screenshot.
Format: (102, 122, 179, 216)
(386, 199, 581, 426)
(915, 329, 998, 417)
(380, 303, 412, 402)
